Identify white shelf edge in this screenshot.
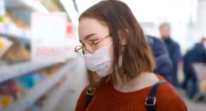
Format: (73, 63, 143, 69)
(2, 60, 76, 111)
(41, 75, 72, 111)
(0, 62, 57, 83)
(0, 32, 30, 40)
(0, 24, 31, 40)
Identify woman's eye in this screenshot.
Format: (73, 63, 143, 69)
(89, 40, 98, 44)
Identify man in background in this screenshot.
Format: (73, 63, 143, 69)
(159, 23, 182, 88)
(147, 35, 173, 84)
(182, 37, 206, 99)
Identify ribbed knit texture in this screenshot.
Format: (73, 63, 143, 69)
(75, 76, 188, 111)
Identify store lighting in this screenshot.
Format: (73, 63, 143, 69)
(23, 0, 49, 12)
(59, 0, 79, 28)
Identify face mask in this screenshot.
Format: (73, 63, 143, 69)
(84, 43, 113, 77)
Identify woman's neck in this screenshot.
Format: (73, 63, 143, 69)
(114, 72, 159, 92)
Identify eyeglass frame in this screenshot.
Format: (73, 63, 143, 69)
(74, 35, 111, 55)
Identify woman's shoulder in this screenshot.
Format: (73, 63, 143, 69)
(75, 86, 90, 111)
(156, 82, 177, 97)
(155, 83, 188, 111)
(154, 76, 180, 99)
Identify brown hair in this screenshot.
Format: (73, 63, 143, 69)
(79, 0, 156, 87)
(201, 37, 206, 41)
(201, 37, 206, 43)
(159, 22, 170, 29)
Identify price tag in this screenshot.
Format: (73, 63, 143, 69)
(64, 24, 78, 58)
(31, 13, 67, 62)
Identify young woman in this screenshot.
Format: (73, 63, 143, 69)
(74, 1, 187, 111)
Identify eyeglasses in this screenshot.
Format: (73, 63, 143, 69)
(74, 35, 110, 56)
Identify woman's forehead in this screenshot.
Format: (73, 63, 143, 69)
(78, 18, 109, 40)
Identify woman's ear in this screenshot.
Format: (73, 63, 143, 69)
(117, 29, 128, 46)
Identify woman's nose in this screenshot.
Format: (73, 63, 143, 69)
(84, 47, 93, 54)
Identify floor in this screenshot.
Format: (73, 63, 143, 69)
(183, 97, 206, 111)
(54, 57, 206, 111)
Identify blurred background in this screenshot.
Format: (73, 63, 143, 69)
(0, 0, 206, 111)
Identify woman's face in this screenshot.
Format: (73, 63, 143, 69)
(78, 18, 114, 58)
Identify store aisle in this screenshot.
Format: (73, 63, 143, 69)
(182, 97, 206, 111)
(54, 57, 87, 111)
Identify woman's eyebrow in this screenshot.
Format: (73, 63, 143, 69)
(79, 33, 97, 42)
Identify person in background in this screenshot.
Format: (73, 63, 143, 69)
(147, 35, 173, 84)
(159, 23, 182, 88)
(182, 37, 206, 99)
(191, 37, 206, 63)
(74, 1, 187, 111)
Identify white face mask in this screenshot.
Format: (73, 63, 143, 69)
(84, 43, 113, 77)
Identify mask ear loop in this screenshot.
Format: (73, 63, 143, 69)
(118, 44, 125, 68)
(107, 42, 113, 49)
(121, 44, 125, 55)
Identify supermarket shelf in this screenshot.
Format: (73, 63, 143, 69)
(2, 59, 76, 111)
(41, 74, 72, 111)
(0, 33, 30, 45)
(0, 32, 30, 41)
(0, 62, 57, 83)
(0, 23, 31, 40)
(0, 23, 31, 46)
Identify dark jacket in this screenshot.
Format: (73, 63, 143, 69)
(183, 43, 206, 75)
(147, 35, 173, 83)
(163, 37, 181, 75)
(191, 43, 206, 63)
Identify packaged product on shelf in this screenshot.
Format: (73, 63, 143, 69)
(0, 95, 13, 108)
(0, 14, 13, 24)
(0, 80, 19, 100)
(22, 74, 36, 90)
(19, 72, 48, 90)
(0, 37, 13, 59)
(47, 68, 56, 77)
(14, 73, 35, 91)
(32, 73, 43, 85)
(14, 77, 27, 96)
(14, 18, 28, 30)
(1, 40, 30, 64)
(0, 81, 15, 108)
(47, 65, 63, 77)
(37, 69, 48, 81)
(5, 80, 20, 100)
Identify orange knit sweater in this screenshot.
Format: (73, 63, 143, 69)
(75, 76, 188, 111)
